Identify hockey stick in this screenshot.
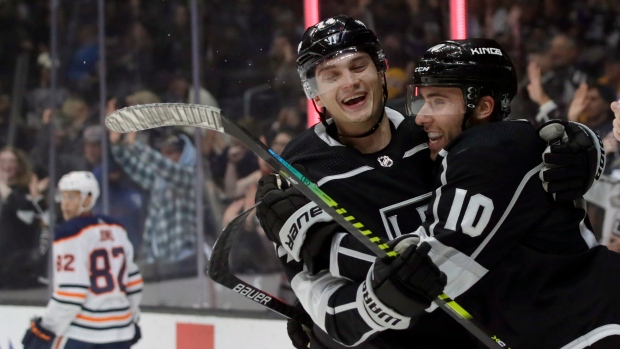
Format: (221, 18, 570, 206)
(208, 202, 312, 325)
(105, 103, 508, 349)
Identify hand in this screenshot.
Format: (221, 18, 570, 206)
(612, 101, 620, 142)
(526, 61, 551, 106)
(42, 108, 53, 125)
(538, 120, 605, 201)
(22, 317, 55, 349)
(567, 82, 588, 121)
(109, 130, 122, 145)
(255, 173, 334, 262)
(363, 242, 446, 329)
(124, 132, 137, 145)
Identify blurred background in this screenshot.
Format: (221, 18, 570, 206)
(0, 0, 619, 318)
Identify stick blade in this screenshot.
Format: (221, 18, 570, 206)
(105, 103, 225, 133)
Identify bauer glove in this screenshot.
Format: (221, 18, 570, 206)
(362, 242, 446, 330)
(255, 173, 337, 267)
(538, 120, 605, 202)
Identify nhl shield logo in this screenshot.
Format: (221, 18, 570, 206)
(377, 155, 393, 167)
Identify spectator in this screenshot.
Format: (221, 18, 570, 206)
(92, 157, 145, 253)
(598, 52, 620, 100)
(516, 34, 588, 127)
(0, 147, 48, 288)
(0, 94, 32, 151)
(225, 130, 293, 275)
(110, 130, 197, 281)
(32, 97, 95, 175)
(59, 124, 105, 176)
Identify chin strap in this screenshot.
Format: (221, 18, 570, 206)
(337, 74, 389, 139)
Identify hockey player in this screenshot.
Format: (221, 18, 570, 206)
(255, 15, 605, 349)
(22, 171, 142, 349)
(402, 38, 619, 348)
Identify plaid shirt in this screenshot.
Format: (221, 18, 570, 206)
(111, 141, 196, 264)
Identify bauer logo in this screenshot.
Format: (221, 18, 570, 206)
(283, 204, 325, 251)
(470, 47, 502, 56)
(232, 284, 272, 305)
(362, 283, 404, 328)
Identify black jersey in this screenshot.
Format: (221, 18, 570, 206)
(418, 120, 620, 348)
(277, 108, 480, 348)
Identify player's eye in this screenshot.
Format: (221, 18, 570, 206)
(320, 72, 340, 82)
(350, 63, 367, 72)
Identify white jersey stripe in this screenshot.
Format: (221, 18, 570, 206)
(471, 163, 542, 259)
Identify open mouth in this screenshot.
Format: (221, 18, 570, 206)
(342, 93, 367, 107)
(427, 131, 443, 144)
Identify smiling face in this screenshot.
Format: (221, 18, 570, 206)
(414, 86, 466, 160)
(313, 52, 385, 135)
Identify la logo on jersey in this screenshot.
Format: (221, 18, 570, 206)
(377, 155, 393, 167)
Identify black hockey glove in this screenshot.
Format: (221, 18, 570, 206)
(538, 120, 605, 202)
(363, 242, 446, 330)
(256, 173, 336, 265)
(22, 317, 55, 349)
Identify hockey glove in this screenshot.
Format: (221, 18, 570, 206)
(538, 120, 605, 202)
(362, 242, 446, 330)
(256, 173, 335, 262)
(22, 317, 55, 349)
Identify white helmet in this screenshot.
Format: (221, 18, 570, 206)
(57, 171, 100, 213)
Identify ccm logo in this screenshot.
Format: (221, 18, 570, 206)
(491, 335, 511, 348)
(415, 66, 430, 72)
(284, 206, 324, 251)
(232, 284, 272, 305)
(470, 47, 502, 56)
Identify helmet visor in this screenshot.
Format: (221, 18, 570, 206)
(405, 84, 466, 117)
(300, 49, 380, 99)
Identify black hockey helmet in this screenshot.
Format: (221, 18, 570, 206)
(297, 14, 388, 100)
(409, 38, 517, 121)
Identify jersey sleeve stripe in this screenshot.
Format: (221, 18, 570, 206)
(58, 284, 89, 289)
(126, 278, 143, 287)
(126, 288, 142, 296)
(81, 305, 130, 313)
(55, 291, 87, 299)
(51, 296, 83, 307)
(128, 270, 140, 277)
(69, 320, 134, 331)
(76, 312, 132, 323)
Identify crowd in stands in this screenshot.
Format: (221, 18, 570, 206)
(0, 0, 619, 303)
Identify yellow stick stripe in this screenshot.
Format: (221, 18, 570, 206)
(336, 208, 347, 214)
(361, 230, 372, 236)
(345, 216, 355, 221)
(446, 302, 473, 319)
(353, 222, 364, 228)
(378, 244, 390, 250)
(369, 237, 381, 242)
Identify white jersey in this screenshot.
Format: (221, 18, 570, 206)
(41, 215, 142, 344)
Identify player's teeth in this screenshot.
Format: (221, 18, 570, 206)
(344, 94, 364, 103)
(428, 132, 441, 140)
